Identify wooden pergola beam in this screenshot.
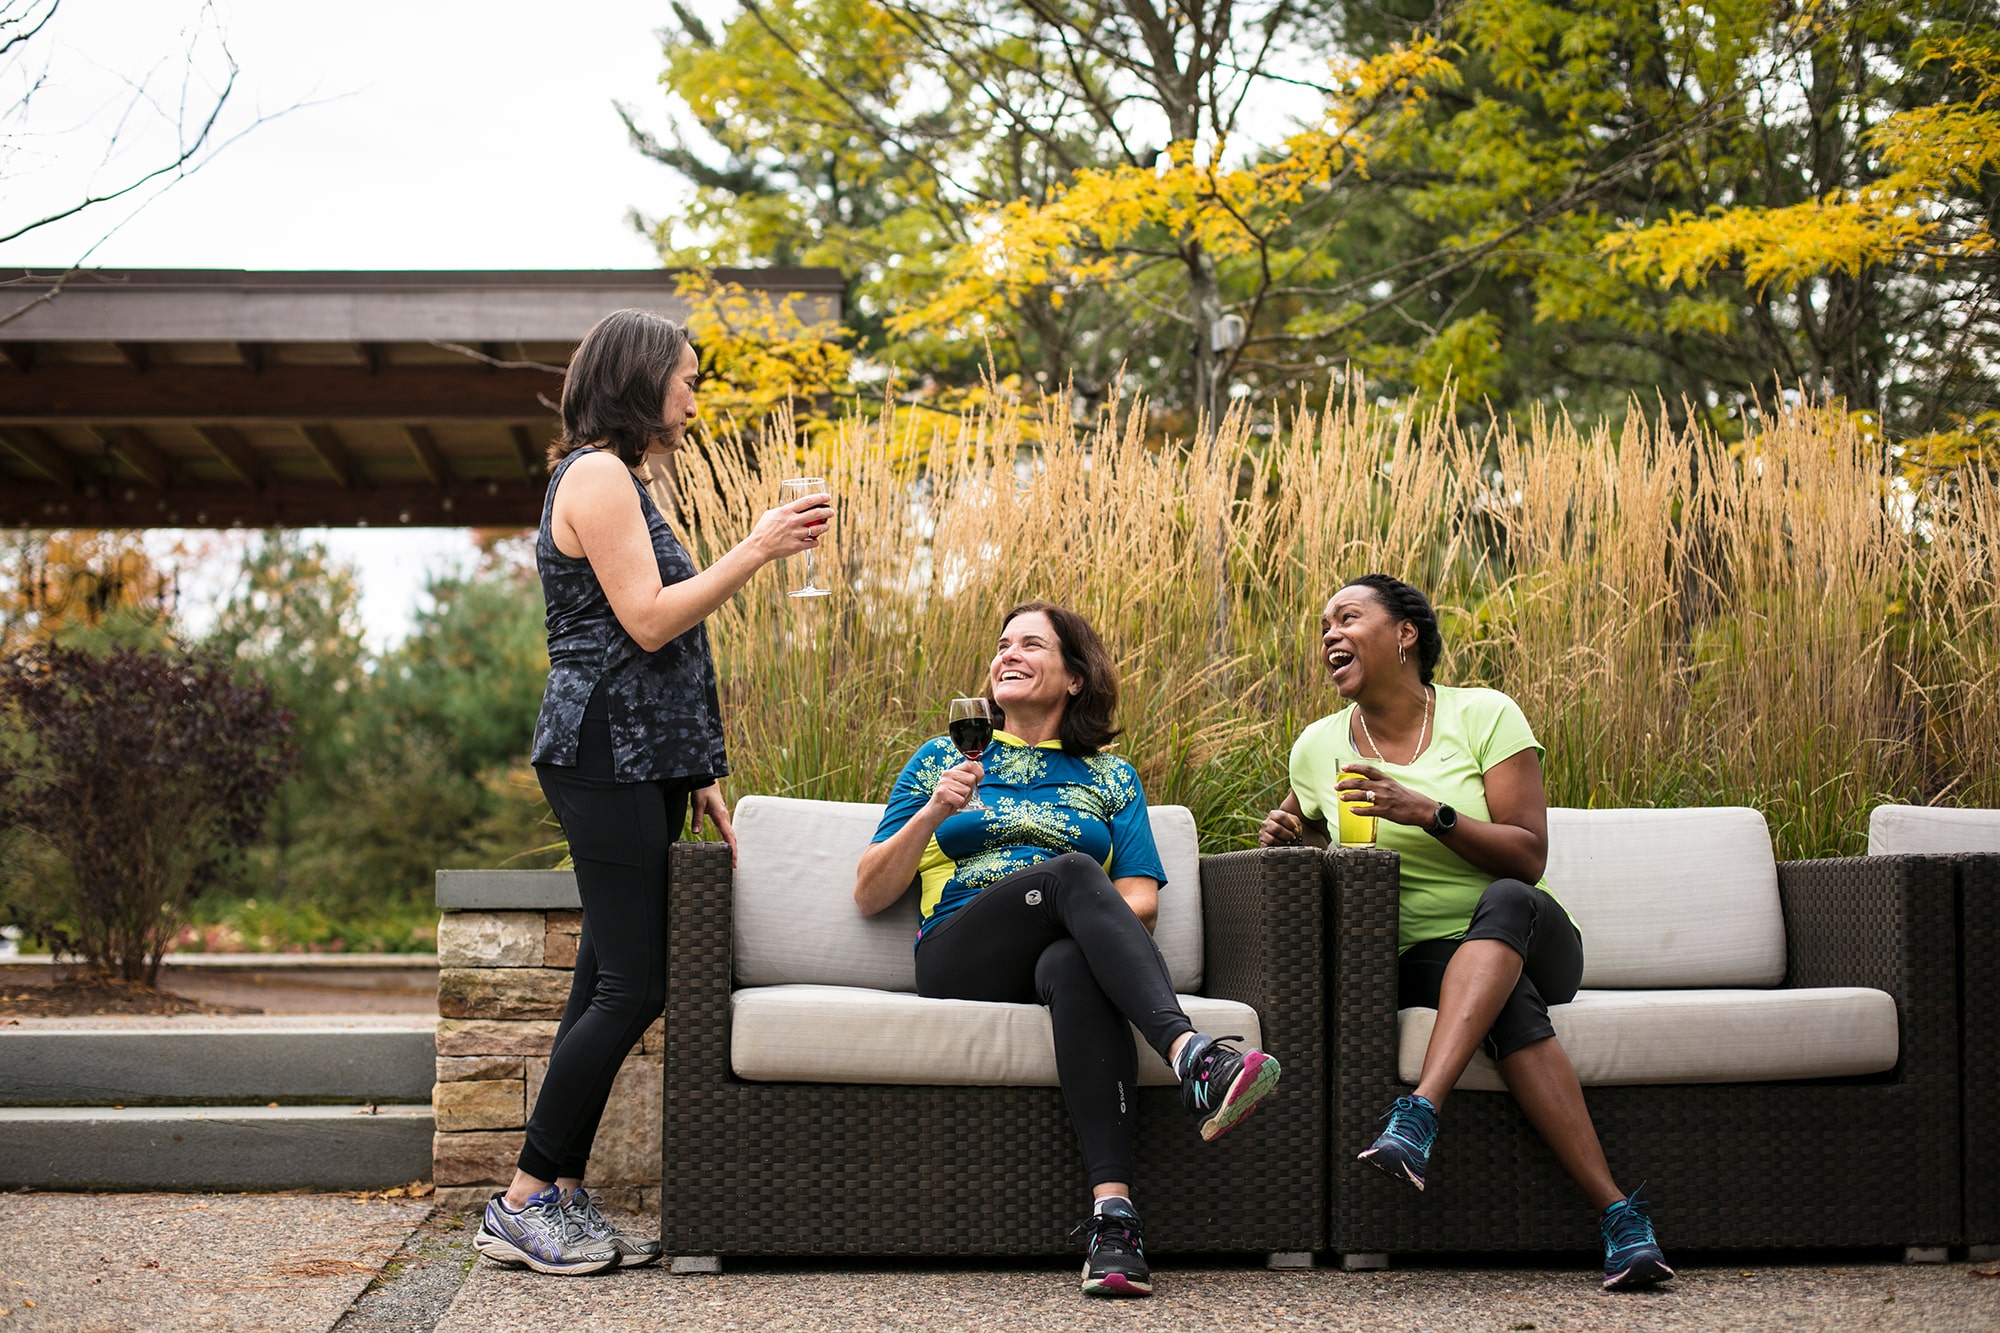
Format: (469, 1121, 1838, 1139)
(0, 424, 81, 489)
(191, 423, 265, 490)
(0, 478, 548, 528)
(94, 424, 175, 490)
(113, 341, 150, 372)
(508, 425, 545, 480)
(298, 424, 361, 489)
(234, 341, 265, 373)
(404, 424, 451, 487)
(0, 343, 34, 372)
(0, 363, 563, 421)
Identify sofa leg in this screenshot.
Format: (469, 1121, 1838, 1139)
(1969, 1244, 2000, 1262)
(1339, 1252, 1389, 1272)
(1266, 1251, 1316, 1270)
(1903, 1246, 1949, 1265)
(670, 1255, 722, 1275)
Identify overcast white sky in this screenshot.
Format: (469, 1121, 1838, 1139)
(1, 0, 710, 647)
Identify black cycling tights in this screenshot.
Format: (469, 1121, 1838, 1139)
(523, 714, 695, 1183)
(914, 852, 1196, 1187)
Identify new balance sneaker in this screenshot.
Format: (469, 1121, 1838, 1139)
(474, 1185, 620, 1276)
(1600, 1189, 1674, 1290)
(1079, 1198, 1152, 1298)
(1357, 1094, 1437, 1191)
(565, 1187, 662, 1268)
(1176, 1033, 1282, 1142)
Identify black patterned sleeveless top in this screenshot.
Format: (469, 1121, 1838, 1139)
(529, 447, 729, 784)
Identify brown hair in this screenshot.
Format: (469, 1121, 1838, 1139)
(990, 600, 1122, 756)
(548, 309, 694, 469)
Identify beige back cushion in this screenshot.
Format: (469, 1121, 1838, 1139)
(730, 795, 1204, 992)
(1868, 804, 2000, 855)
(1546, 806, 1785, 989)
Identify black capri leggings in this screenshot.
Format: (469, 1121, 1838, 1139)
(524, 712, 696, 1182)
(1397, 878, 1583, 1061)
(915, 852, 1195, 1187)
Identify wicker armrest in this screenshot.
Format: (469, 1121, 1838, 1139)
(1325, 846, 1403, 1082)
(1197, 846, 1325, 1012)
(666, 839, 736, 1087)
(1776, 854, 1958, 1081)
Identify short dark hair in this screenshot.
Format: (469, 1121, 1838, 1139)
(990, 600, 1122, 756)
(549, 309, 694, 469)
(1340, 574, 1444, 684)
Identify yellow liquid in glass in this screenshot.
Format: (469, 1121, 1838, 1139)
(1336, 797, 1378, 846)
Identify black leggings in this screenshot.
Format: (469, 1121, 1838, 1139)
(524, 714, 695, 1182)
(914, 852, 1195, 1188)
(1398, 878, 1583, 1062)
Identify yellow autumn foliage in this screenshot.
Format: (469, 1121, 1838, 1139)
(1600, 35, 1999, 291)
(889, 40, 1457, 339)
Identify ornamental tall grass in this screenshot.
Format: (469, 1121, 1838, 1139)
(663, 391, 2000, 860)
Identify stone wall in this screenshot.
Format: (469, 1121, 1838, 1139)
(432, 904, 661, 1212)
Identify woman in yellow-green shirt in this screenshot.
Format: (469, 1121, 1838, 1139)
(1259, 573, 1672, 1292)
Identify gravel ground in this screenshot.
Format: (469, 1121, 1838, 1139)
(0, 1192, 430, 1333)
(435, 1214, 2000, 1333)
(5, 1194, 1997, 1332)
(331, 1208, 479, 1332)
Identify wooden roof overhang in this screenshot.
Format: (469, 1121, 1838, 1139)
(0, 268, 843, 528)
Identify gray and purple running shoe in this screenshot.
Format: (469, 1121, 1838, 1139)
(566, 1187, 661, 1268)
(473, 1185, 619, 1276)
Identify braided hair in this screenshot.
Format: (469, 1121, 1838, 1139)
(1340, 574, 1443, 685)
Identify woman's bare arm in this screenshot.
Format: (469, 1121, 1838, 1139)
(555, 451, 827, 652)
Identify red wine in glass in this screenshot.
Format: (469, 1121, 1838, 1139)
(947, 697, 993, 811)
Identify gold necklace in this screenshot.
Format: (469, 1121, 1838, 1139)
(1358, 686, 1431, 765)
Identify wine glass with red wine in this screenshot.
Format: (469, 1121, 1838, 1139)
(947, 696, 995, 812)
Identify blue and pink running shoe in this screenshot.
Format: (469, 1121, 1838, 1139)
(1079, 1198, 1152, 1297)
(1176, 1033, 1282, 1142)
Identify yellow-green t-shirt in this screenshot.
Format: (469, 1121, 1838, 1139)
(1289, 684, 1553, 953)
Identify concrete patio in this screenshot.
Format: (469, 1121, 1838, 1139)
(2, 1193, 1996, 1332)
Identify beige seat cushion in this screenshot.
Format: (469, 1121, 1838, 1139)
(1868, 804, 2000, 855)
(730, 795, 1205, 992)
(1395, 987, 1898, 1090)
(1547, 806, 1786, 988)
(731, 986, 1262, 1086)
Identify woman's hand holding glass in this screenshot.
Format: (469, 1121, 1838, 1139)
(926, 760, 985, 818)
(751, 486, 832, 564)
(1335, 763, 1437, 828)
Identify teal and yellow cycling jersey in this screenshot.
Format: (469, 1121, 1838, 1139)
(871, 730, 1167, 943)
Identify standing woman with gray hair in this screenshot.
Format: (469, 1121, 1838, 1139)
(474, 309, 830, 1276)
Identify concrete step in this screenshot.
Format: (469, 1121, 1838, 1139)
(0, 1018, 435, 1106)
(0, 1104, 435, 1190)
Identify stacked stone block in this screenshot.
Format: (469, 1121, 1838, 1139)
(432, 906, 663, 1211)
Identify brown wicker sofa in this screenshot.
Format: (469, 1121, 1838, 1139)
(1327, 806, 1962, 1265)
(1960, 851, 2000, 1258)
(1868, 806, 2000, 1258)
(659, 796, 1329, 1266)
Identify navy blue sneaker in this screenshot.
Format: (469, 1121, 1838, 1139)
(1079, 1198, 1151, 1297)
(1357, 1094, 1437, 1190)
(1601, 1188, 1674, 1290)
